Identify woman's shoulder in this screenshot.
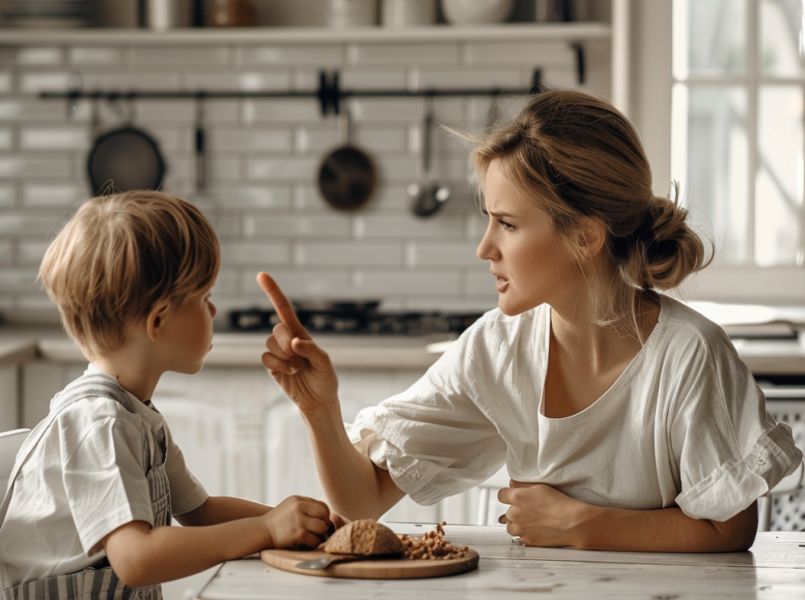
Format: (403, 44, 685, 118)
(654, 295, 736, 360)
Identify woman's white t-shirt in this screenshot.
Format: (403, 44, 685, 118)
(348, 295, 803, 522)
(0, 364, 207, 587)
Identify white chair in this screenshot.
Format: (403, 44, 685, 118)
(758, 460, 805, 531)
(0, 428, 30, 496)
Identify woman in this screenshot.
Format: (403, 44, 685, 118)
(256, 90, 802, 552)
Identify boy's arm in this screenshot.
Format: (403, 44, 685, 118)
(104, 495, 331, 587)
(175, 496, 271, 526)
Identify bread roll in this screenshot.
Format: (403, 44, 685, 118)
(324, 519, 404, 556)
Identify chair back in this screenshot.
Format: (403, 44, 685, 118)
(0, 428, 31, 495)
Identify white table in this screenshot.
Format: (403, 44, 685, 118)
(196, 524, 805, 599)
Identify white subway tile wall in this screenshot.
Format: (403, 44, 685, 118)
(0, 39, 607, 318)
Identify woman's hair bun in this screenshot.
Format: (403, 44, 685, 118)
(626, 195, 712, 290)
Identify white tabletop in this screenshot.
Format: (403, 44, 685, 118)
(196, 523, 805, 599)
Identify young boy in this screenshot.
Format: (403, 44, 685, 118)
(0, 191, 333, 599)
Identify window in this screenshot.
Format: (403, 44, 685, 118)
(671, 0, 805, 302)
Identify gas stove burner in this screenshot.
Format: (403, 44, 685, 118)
(227, 302, 482, 336)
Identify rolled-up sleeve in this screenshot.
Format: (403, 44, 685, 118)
(672, 338, 803, 522)
(348, 334, 507, 506)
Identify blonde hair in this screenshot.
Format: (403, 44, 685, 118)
(473, 90, 712, 342)
(39, 190, 220, 353)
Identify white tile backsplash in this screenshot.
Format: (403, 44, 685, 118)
(0, 185, 13, 207)
(0, 156, 72, 179)
(68, 47, 125, 66)
(15, 47, 63, 66)
(17, 240, 47, 265)
(21, 183, 84, 208)
(0, 240, 12, 264)
(0, 34, 603, 314)
(238, 46, 346, 66)
(347, 44, 460, 65)
(20, 126, 89, 151)
(130, 47, 231, 67)
(295, 242, 404, 266)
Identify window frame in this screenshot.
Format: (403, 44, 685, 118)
(638, 0, 805, 304)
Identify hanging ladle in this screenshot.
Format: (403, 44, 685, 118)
(408, 95, 450, 218)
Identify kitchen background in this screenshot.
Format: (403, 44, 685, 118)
(0, 0, 628, 523)
(0, 0, 617, 324)
(0, 6, 803, 597)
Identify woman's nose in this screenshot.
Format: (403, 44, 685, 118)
(476, 228, 494, 261)
(209, 302, 217, 319)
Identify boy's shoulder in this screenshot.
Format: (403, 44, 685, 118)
(49, 370, 143, 429)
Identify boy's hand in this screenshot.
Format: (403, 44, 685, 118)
(256, 272, 340, 417)
(263, 495, 332, 549)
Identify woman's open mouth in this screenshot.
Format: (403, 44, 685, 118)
(495, 276, 509, 293)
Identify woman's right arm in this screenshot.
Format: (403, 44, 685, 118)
(256, 272, 405, 519)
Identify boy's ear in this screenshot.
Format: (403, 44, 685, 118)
(576, 217, 607, 259)
(145, 300, 171, 341)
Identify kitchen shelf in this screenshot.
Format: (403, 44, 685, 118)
(0, 22, 611, 46)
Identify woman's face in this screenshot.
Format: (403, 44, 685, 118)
(476, 158, 583, 315)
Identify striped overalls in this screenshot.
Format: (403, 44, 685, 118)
(0, 375, 171, 600)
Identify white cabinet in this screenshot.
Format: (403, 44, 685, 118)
(20, 357, 487, 524)
(0, 366, 19, 431)
(157, 365, 484, 524)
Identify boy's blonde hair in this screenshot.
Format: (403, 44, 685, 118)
(39, 190, 220, 353)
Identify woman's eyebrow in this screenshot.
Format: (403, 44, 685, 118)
(485, 209, 516, 218)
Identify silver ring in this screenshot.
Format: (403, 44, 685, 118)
(511, 536, 523, 545)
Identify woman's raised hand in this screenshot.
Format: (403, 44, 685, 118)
(256, 272, 339, 416)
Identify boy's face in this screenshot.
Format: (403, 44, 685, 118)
(159, 282, 217, 374)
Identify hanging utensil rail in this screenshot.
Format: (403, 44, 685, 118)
(39, 68, 547, 116)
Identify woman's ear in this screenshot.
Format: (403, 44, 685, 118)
(145, 300, 171, 341)
(576, 217, 607, 259)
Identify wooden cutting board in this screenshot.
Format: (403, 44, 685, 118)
(260, 547, 479, 579)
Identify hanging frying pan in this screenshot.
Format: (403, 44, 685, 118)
(86, 95, 166, 196)
(316, 102, 376, 211)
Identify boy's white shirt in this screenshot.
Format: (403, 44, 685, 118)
(349, 294, 803, 522)
(0, 364, 207, 587)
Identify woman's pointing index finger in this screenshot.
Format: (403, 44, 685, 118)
(256, 272, 310, 339)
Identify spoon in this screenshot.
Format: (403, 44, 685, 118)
(295, 553, 363, 570)
(409, 96, 450, 218)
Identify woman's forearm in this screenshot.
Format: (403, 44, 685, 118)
(302, 407, 404, 520)
(576, 502, 758, 552)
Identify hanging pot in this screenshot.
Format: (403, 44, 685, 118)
(316, 102, 377, 211)
(86, 96, 166, 196)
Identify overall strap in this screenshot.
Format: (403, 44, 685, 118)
(0, 374, 130, 525)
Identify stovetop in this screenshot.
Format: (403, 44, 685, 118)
(227, 302, 483, 336)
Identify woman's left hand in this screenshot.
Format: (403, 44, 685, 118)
(497, 480, 589, 548)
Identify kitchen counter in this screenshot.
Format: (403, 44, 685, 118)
(2, 326, 805, 374)
(196, 524, 805, 600)
(0, 327, 450, 370)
